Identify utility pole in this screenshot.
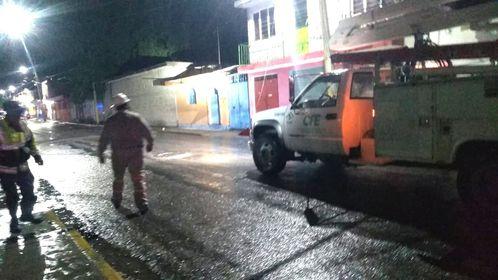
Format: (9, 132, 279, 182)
(319, 0, 333, 72)
(92, 82, 99, 124)
(217, 26, 222, 67)
(21, 38, 42, 100)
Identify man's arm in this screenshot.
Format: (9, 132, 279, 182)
(97, 122, 110, 163)
(139, 117, 154, 152)
(23, 122, 43, 165)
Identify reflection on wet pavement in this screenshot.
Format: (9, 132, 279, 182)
(0, 208, 103, 280)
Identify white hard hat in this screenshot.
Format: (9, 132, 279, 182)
(110, 93, 130, 108)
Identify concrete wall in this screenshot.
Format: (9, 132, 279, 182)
(174, 84, 210, 126)
(165, 69, 231, 129)
(243, 0, 351, 64)
(105, 62, 191, 127)
(70, 99, 105, 124)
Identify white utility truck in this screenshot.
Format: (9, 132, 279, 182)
(249, 40, 498, 211)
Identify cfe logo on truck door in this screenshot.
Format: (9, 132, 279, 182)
(303, 114, 321, 126)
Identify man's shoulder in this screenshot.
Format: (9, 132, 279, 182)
(20, 120, 32, 133)
(105, 113, 117, 122)
(124, 110, 142, 119)
(105, 110, 144, 123)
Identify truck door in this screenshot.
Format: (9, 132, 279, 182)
(283, 74, 343, 154)
(374, 83, 434, 162)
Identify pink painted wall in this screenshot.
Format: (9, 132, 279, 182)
(246, 59, 324, 118)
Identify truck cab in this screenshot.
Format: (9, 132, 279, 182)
(250, 68, 376, 174)
(283, 69, 374, 159)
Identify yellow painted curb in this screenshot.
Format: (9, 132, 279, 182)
(46, 210, 123, 280)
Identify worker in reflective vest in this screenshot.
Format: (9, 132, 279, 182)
(0, 101, 44, 234)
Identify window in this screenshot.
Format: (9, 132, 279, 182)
(269, 8, 275, 36)
(351, 72, 374, 99)
(253, 13, 260, 40)
(294, 0, 308, 28)
(353, 0, 364, 14)
(188, 88, 197, 104)
(293, 75, 340, 109)
(253, 7, 275, 40)
(352, 0, 394, 16)
(261, 9, 268, 39)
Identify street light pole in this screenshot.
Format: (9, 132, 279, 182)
(216, 26, 222, 67)
(20, 38, 42, 100)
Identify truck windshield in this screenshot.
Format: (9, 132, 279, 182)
(293, 75, 340, 109)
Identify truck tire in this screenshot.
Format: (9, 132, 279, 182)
(253, 132, 286, 175)
(457, 160, 498, 217)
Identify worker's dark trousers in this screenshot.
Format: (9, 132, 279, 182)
(111, 149, 147, 210)
(0, 170, 37, 220)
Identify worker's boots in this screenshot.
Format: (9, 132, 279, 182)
(8, 208, 21, 234)
(19, 213, 43, 224)
(10, 218, 21, 234)
(20, 204, 43, 224)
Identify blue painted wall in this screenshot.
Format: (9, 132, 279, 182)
(228, 74, 250, 129)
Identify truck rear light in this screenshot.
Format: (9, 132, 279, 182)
(372, 109, 375, 118)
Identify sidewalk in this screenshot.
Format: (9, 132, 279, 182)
(49, 119, 248, 139)
(153, 126, 248, 139)
(0, 196, 119, 279)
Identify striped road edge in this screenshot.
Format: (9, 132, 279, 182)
(45, 210, 123, 280)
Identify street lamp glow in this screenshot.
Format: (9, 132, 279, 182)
(0, 3, 34, 39)
(8, 85, 16, 93)
(18, 65, 29, 74)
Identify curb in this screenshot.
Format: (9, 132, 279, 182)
(46, 120, 246, 139)
(46, 210, 123, 280)
(53, 121, 102, 128)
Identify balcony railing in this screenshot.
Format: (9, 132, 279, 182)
(238, 43, 250, 65)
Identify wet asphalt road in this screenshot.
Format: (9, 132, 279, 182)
(25, 121, 495, 279)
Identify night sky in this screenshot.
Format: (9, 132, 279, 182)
(0, 0, 247, 100)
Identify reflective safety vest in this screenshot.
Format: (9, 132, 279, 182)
(0, 119, 39, 174)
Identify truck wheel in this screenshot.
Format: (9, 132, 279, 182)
(457, 160, 498, 216)
(253, 133, 286, 175)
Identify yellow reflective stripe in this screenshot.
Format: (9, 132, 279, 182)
(0, 143, 23, 150)
(0, 120, 35, 150)
(6, 131, 25, 143)
(46, 211, 123, 280)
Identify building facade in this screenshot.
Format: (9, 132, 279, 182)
(163, 67, 250, 130)
(234, 0, 497, 116)
(104, 61, 192, 127)
(235, 0, 364, 116)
